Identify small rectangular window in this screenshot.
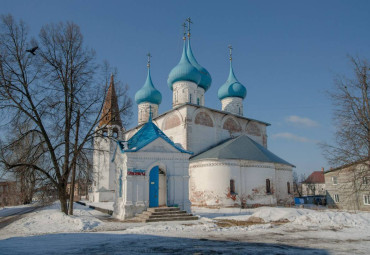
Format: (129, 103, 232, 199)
(332, 176, 338, 185)
(266, 179, 271, 194)
(364, 195, 370, 205)
(334, 194, 339, 203)
(230, 179, 235, 194)
(363, 177, 369, 185)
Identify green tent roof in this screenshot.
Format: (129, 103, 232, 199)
(190, 135, 294, 167)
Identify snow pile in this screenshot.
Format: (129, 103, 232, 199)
(194, 206, 370, 230)
(1, 203, 102, 237)
(291, 210, 370, 229)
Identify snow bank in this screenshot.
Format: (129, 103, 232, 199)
(1, 202, 102, 238)
(193, 206, 370, 230)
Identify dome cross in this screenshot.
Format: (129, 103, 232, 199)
(182, 22, 187, 40)
(186, 17, 193, 38)
(228, 45, 233, 61)
(146, 52, 152, 68)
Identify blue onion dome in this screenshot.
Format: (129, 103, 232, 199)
(218, 62, 247, 100)
(187, 39, 212, 92)
(167, 39, 201, 90)
(135, 68, 162, 105)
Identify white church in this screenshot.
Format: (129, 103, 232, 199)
(89, 22, 294, 220)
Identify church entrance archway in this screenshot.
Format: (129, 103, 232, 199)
(149, 166, 167, 207)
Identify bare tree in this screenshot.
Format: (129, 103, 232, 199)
(321, 56, 370, 209)
(292, 171, 304, 197)
(0, 15, 132, 214)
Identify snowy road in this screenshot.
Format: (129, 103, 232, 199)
(0, 203, 369, 254)
(0, 205, 41, 229)
(0, 233, 330, 255)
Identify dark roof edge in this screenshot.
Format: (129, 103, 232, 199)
(324, 159, 369, 174)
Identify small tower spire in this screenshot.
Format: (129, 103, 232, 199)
(186, 17, 193, 38)
(99, 74, 122, 128)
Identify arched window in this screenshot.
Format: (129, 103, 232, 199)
(102, 129, 108, 137)
(197, 98, 200, 105)
(113, 128, 118, 138)
(266, 179, 271, 194)
(287, 182, 291, 194)
(189, 94, 192, 103)
(230, 179, 236, 194)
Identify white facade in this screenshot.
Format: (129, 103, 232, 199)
(189, 160, 293, 207)
(112, 137, 191, 220)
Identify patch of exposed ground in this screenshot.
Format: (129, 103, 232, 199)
(214, 216, 290, 228)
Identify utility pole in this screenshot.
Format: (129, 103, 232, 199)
(68, 109, 80, 215)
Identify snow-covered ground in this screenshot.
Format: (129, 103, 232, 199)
(0, 202, 370, 254)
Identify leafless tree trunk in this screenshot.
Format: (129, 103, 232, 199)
(293, 171, 304, 197)
(0, 15, 132, 214)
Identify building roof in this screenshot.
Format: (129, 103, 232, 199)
(99, 75, 123, 128)
(302, 171, 325, 184)
(190, 134, 294, 167)
(117, 116, 192, 154)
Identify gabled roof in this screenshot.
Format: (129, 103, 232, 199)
(302, 171, 325, 184)
(190, 135, 294, 167)
(117, 118, 192, 154)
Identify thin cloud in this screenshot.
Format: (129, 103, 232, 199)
(286, 115, 319, 127)
(272, 132, 315, 143)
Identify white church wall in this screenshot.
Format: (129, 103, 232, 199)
(172, 81, 198, 107)
(274, 164, 294, 204)
(239, 164, 276, 205)
(189, 159, 285, 207)
(221, 97, 244, 116)
(89, 135, 117, 202)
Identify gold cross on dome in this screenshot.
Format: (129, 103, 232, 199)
(182, 22, 187, 39)
(146, 53, 152, 68)
(186, 17, 193, 37)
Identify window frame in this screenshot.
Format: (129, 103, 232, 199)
(334, 194, 339, 203)
(332, 176, 338, 185)
(363, 176, 369, 185)
(364, 195, 370, 205)
(266, 179, 271, 194)
(230, 179, 236, 195)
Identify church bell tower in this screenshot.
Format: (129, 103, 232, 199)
(90, 74, 124, 202)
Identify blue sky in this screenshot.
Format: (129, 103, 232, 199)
(3, 0, 370, 176)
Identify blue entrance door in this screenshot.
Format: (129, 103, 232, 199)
(149, 166, 159, 207)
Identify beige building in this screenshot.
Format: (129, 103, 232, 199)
(325, 162, 370, 211)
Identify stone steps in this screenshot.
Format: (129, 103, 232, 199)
(136, 207, 198, 223)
